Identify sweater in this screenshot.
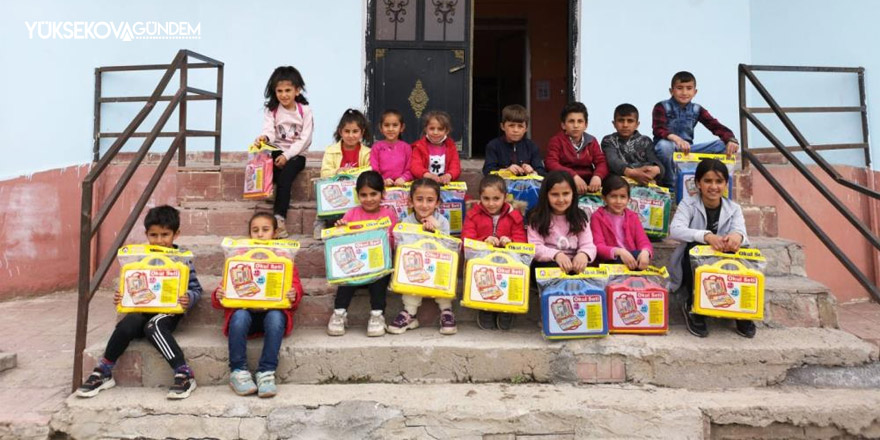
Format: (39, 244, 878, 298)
(411, 136, 461, 180)
(667, 194, 750, 292)
(211, 266, 304, 338)
(461, 202, 527, 243)
(482, 136, 546, 176)
(260, 103, 314, 159)
(589, 207, 654, 262)
(600, 130, 665, 180)
(320, 141, 372, 178)
(527, 214, 597, 262)
(370, 139, 413, 182)
(545, 131, 609, 181)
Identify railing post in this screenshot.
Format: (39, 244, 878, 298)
(738, 64, 749, 171)
(72, 180, 94, 392)
(93, 69, 102, 162)
(178, 54, 188, 167)
(214, 64, 224, 166)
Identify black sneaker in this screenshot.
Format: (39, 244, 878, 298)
(75, 368, 116, 398)
(496, 313, 515, 331)
(735, 320, 757, 338)
(681, 302, 708, 338)
(167, 372, 197, 399)
(477, 310, 497, 330)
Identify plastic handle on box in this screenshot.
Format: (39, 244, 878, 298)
(240, 248, 278, 261)
(712, 259, 750, 271)
(143, 255, 176, 267)
(621, 277, 650, 289)
(488, 253, 519, 265)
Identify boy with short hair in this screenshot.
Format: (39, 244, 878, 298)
(545, 102, 608, 194)
(653, 71, 739, 188)
(482, 104, 546, 176)
(601, 103, 664, 186)
(76, 205, 202, 400)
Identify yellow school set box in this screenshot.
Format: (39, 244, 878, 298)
(219, 238, 299, 309)
(116, 245, 193, 314)
(461, 239, 535, 314)
(389, 223, 461, 299)
(690, 246, 766, 320)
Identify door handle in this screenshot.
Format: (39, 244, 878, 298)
(448, 65, 465, 74)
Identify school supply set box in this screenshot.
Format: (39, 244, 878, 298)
(491, 170, 542, 212)
(243, 142, 280, 200)
(390, 223, 461, 299)
(689, 246, 766, 320)
(674, 153, 735, 204)
(315, 166, 372, 217)
(116, 245, 193, 314)
(322, 218, 394, 285)
(219, 238, 299, 309)
(462, 239, 535, 314)
(536, 265, 670, 339)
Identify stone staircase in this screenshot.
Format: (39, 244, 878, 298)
(51, 155, 880, 439)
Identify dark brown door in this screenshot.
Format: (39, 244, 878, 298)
(367, 0, 472, 156)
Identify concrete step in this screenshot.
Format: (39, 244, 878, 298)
(82, 324, 876, 389)
(52, 383, 880, 440)
(178, 201, 318, 237)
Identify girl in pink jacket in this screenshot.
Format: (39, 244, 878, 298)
(370, 109, 413, 186)
(527, 171, 596, 274)
(590, 175, 653, 270)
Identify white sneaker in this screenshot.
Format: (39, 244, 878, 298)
(367, 310, 386, 337)
(327, 309, 347, 336)
(274, 215, 289, 239)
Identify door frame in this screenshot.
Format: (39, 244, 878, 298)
(363, 0, 580, 156)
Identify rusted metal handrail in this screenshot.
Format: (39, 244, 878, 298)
(738, 63, 879, 302)
(73, 50, 224, 392)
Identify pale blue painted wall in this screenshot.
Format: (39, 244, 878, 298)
(748, 0, 878, 168)
(578, 0, 752, 151)
(0, 0, 365, 179)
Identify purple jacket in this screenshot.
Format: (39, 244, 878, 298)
(590, 207, 653, 261)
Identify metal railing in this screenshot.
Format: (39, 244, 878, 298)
(738, 64, 879, 301)
(72, 50, 224, 391)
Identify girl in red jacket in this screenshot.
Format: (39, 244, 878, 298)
(590, 175, 653, 270)
(410, 110, 461, 184)
(461, 175, 527, 330)
(212, 212, 304, 398)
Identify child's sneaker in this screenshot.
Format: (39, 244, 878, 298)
(439, 309, 457, 335)
(256, 371, 277, 398)
(477, 310, 497, 330)
(387, 310, 419, 334)
(167, 371, 197, 399)
(496, 312, 515, 331)
(367, 310, 386, 337)
(229, 369, 257, 396)
(75, 368, 116, 398)
(327, 309, 347, 336)
(682, 302, 709, 338)
(274, 215, 289, 239)
(313, 220, 324, 240)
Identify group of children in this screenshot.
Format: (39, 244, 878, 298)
(75, 66, 751, 401)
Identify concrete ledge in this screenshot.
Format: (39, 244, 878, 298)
(82, 326, 877, 390)
(51, 383, 880, 440)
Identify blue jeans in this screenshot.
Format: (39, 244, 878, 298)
(227, 309, 287, 373)
(654, 139, 725, 188)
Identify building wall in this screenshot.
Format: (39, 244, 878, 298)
(0, 0, 365, 180)
(578, 0, 752, 146)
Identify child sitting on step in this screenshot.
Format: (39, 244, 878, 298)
(387, 178, 456, 335)
(253, 66, 314, 239)
(590, 175, 654, 270)
(76, 205, 202, 400)
(668, 158, 752, 338)
(462, 174, 528, 330)
(370, 109, 413, 187)
(410, 110, 461, 185)
(212, 212, 303, 398)
(327, 171, 399, 337)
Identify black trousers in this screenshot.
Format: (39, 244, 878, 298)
(334, 275, 391, 312)
(271, 152, 306, 219)
(103, 313, 185, 370)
